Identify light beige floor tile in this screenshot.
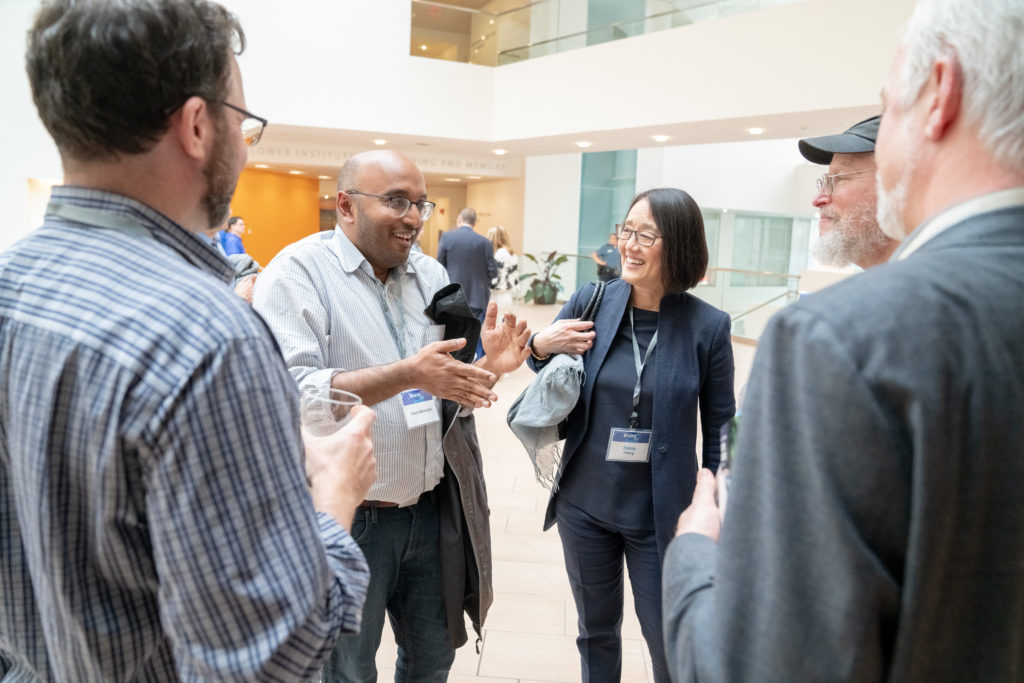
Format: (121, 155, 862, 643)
(487, 591, 566, 634)
(493, 559, 572, 597)
(487, 488, 543, 512)
(490, 532, 565, 565)
(478, 630, 581, 682)
(504, 508, 549, 536)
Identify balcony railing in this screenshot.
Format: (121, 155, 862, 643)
(411, 0, 805, 66)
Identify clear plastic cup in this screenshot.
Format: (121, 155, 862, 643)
(300, 386, 362, 437)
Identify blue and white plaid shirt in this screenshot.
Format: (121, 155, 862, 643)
(0, 187, 369, 681)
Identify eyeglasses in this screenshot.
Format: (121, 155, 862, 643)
(345, 191, 436, 220)
(217, 100, 268, 147)
(617, 227, 662, 247)
(816, 169, 875, 196)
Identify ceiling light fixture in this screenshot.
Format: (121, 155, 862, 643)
(493, 149, 507, 155)
(651, 134, 670, 143)
(420, 44, 427, 51)
(575, 141, 592, 148)
(747, 127, 765, 135)
(445, 177, 461, 182)
(288, 170, 303, 175)
(372, 139, 388, 145)
(254, 163, 269, 169)
(467, 175, 481, 180)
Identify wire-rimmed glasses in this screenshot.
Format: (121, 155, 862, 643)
(345, 191, 436, 220)
(617, 226, 662, 247)
(816, 169, 876, 196)
(217, 100, 268, 147)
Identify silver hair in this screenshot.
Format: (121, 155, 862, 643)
(898, 0, 1024, 174)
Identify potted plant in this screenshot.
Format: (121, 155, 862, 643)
(519, 250, 567, 304)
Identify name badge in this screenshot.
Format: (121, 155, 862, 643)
(605, 428, 652, 463)
(401, 389, 440, 429)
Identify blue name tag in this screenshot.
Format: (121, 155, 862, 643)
(400, 389, 439, 429)
(606, 428, 652, 463)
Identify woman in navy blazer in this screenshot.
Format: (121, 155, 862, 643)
(527, 188, 735, 682)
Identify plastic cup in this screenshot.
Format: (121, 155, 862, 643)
(300, 387, 362, 437)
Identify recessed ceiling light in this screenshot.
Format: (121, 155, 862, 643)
(747, 127, 765, 135)
(722, 208, 729, 213)
(288, 170, 303, 175)
(651, 134, 671, 143)
(575, 141, 592, 148)
(445, 177, 461, 182)
(420, 44, 428, 51)
(317, 175, 330, 180)
(254, 163, 269, 169)
(322, 194, 330, 199)
(372, 139, 388, 145)
(480, 35, 486, 40)
(467, 175, 481, 180)
(493, 149, 507, 155)
(489, 19, 494, 24)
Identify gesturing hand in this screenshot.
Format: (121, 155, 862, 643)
(674, 468, 721, 542)
(305, 405, 377, 531)
(479, 301, 531, 376)
(409, 338, 498, 408)
(531, 318, 596, 357)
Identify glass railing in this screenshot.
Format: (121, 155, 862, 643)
(410, 0, 806, 66)
(693, 266, 801, 341)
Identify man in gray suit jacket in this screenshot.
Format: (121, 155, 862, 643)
(663, 0, 1024, 680)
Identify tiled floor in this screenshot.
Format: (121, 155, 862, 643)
(373, 302, 656, 682)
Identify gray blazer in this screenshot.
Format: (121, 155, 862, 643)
(663, 204, 1024, 681)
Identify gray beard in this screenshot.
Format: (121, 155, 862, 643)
(813, 204, 891, 268)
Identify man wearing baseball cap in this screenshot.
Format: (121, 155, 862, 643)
(799, 115, 899, 269)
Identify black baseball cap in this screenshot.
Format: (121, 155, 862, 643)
(798, 115, 880, 165)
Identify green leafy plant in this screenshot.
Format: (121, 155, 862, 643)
(518, 250, 568, 304)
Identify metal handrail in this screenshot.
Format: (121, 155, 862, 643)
(728, 289, 799, 323)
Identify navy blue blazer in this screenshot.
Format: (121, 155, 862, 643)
(437, 226, 498, 315)
(529, 279, 736, 560)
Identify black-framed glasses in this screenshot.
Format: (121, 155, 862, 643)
(816, 169, 875, 196)
(345, 191, 436, 220)
(217, 100, 268, 147)
(617, 226, 662, 247)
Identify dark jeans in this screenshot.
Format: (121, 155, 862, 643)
(555, 498, 670, 683)
(323, 493, 454, 682)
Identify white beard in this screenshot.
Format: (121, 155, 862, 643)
(813, 203, 891, 268)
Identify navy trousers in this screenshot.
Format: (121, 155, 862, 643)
(555, 498, 670, 683)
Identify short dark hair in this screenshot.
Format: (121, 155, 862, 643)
(26, 0, 245, 162)
(227, 216, 243, 228)
(624, 188, 708, 293)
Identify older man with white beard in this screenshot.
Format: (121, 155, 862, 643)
(661, 0, 1024, 679)
(799, 116, 900, 269)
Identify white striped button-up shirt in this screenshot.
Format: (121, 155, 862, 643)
(254, 227, 448, 505)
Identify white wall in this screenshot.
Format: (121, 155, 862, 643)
(523, 154, 582, 298)
(1, 0, 63, 250)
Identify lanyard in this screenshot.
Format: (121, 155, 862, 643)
(371, 277, 411, 359)
(628, 307, 658, 429)
(47, 201, 152, 239)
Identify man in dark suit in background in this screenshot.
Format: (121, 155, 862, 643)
(437, 207, 498, 356)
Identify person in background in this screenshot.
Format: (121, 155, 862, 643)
(220, 214, 247, 255)
(800, 115, 900, 269)
(591, 229, 621, 281)
(527, 188, 735, 682)
(664, 0, 1024, 679)
(1, 0, 375, 679)
(438, 207, 498, 358)
(488, 224, 519, 311)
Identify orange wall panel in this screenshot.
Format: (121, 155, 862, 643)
(229, 168, 320, 267)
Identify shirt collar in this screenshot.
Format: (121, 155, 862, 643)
(328, 224, 416, 281)
(49, 186, 234, 282)
(895, 187, 1024, 261)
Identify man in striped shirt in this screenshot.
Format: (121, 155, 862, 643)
(254, 150, 532, 681)
(1, 0, 375, 679)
